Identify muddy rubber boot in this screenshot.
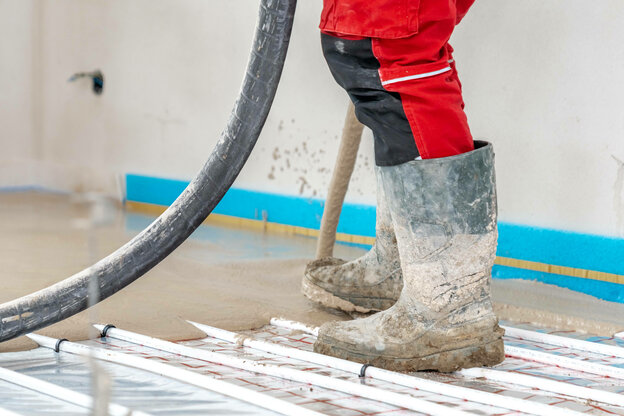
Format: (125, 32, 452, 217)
(302, 167, 403, 313)
(314, 141, 505, 372)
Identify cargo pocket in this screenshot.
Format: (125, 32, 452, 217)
(320, 0, 420, 39)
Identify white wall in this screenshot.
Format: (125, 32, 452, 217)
(32, 0, 373, 202)
(454, 0, 624, 237)
(3, 0, 624, 238)
(0, 0, 39, 187)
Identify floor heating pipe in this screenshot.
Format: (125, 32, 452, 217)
(459, 367, 624, 408)
(503, 325, 624, 358)
(94, 324, 471, 416)
(272, 318, 624, 380)
(0, 366, 152, 416)
(505, 345, 624, 379)
(270, 318, 319, 336)
(26, 333, 323, 416)
(0, 409, 23, 416)
(188, 320, 596, 416)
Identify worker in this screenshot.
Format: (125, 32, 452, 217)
(303, 0, 505, 372)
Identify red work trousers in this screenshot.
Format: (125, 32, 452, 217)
(321, 0, 476, 161)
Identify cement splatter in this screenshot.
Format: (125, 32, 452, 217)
(272, 147, 281, 160)
(297, 176, 310, 195)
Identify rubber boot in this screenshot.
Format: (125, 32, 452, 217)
(314, 141, 505, 372)
(302, 167, 403, 313)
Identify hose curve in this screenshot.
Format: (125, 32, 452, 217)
(0, 0, 297, 342)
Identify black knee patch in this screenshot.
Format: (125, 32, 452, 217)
(321, 33, 420, 166)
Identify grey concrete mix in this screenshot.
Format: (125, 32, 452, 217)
(0, 192, 622, 353)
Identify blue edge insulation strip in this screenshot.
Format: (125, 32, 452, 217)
(125, 173, 624, 304)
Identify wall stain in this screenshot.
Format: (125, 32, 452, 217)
(272, 147, 281, 160)
(297, 176, 310, 195)
(260, 136, 341, 199)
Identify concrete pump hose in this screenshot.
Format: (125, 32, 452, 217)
(0, 0, 297, 343)
(315, 102, 364, 258)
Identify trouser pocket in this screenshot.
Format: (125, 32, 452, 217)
(320, 0, 420, 39)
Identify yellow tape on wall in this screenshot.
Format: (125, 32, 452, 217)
(494, 257, 624, 285)
(126, 201, 376, 246)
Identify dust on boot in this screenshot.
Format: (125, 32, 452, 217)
(302, 167, 403, 313)
(314, 142, 505, 372)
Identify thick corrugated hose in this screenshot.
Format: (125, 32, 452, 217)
(0, 0, 297, 343)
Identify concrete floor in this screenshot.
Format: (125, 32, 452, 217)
(0, 190, 623, 356)
(0, 191, 362, 352)
(2, 191, 624, 416)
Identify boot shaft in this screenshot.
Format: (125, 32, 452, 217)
(372, 166, 399, 263)
(379, 141, 498, 312)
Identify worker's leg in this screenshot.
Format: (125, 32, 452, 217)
(320, 34, 420, 166)
(301, 34, 408, 313)
(312, 0, 503, 371)
(304, 1, 475, 312)
(318, 30, 474, 163)
(370, 17, 473, 159)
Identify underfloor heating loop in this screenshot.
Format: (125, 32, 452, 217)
(267, 317, 624, 410)
(187, 320, 592, 416)
(93, 324, 472, 416)
(26, 333, 323, 416)
(0, 366, 153, 416)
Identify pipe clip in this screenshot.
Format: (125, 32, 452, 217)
(100, 324, 116, 338)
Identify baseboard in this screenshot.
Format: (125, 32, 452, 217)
(121, 173, 624, 304)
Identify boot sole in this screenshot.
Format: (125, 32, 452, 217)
(301, 277, 386, 314)
(314, 337, 505, 373)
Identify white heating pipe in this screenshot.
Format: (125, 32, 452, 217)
(503, 326, 624, 358)
(26, 333, 324, 416)
(0, 366, 151, 416)
(188, 320, 593, 416)
(505, 345, 624, 380)
(271, 318, 624, 381)
(271, 318, 318, 335)
(0, 409, 23, 416)
(94, 324, 470, 416)
(460, 367, 624, 407)
(270, 318, 319, 336)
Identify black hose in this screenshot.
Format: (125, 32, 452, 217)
(0, 0, 297, 342)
